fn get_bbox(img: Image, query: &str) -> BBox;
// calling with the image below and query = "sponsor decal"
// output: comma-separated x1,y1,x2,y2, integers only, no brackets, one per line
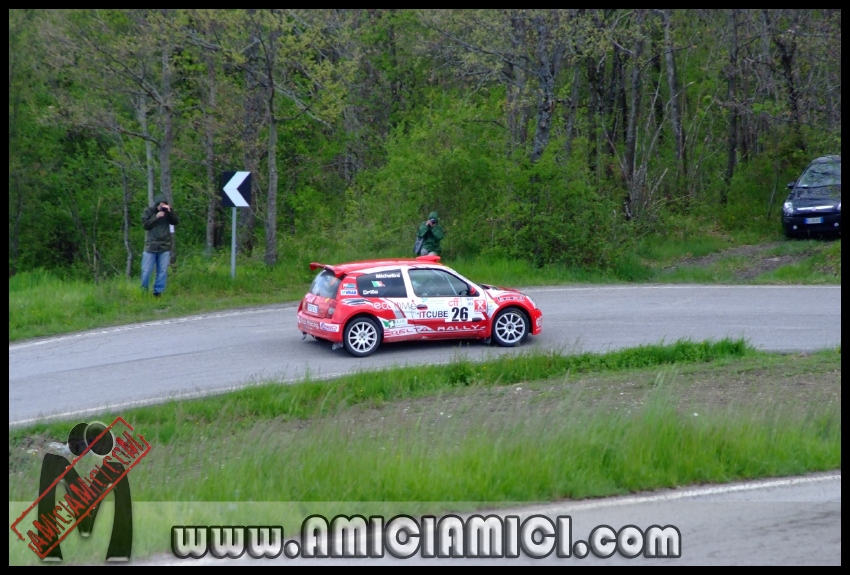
436,324,485,332
320,322,340,332
447,298,460,307
362,289,379,296
474,299,487,312
298,317,320,329
497,295,525,302
417,310,449,319
372,300,419,312
371,281,386,287
342,283,356,289
380,318,409,329
340,289,358,296
374,272,401,279
342,298,370,306
384,326,417,337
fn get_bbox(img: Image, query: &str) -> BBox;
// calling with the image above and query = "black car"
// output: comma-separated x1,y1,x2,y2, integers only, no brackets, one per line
782,155,841,238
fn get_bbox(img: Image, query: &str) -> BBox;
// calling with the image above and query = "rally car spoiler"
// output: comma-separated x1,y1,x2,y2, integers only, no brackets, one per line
309,255,441,276
309,262,339,275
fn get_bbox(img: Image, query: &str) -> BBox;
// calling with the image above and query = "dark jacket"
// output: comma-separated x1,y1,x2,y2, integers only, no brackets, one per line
417,211,444,255
142,194,179,253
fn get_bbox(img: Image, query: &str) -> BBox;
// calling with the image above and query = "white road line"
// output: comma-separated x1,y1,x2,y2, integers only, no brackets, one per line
7,370,351,428
8,306,297,351
497,473,842,518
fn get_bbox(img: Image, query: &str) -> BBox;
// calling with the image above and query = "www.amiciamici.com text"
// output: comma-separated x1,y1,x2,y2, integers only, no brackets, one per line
172,514,681,560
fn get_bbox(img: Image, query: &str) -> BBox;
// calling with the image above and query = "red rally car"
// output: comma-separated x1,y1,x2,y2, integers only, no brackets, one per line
297,255,543,357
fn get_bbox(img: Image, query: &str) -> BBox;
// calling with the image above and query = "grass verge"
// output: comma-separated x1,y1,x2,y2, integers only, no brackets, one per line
8,341,840,564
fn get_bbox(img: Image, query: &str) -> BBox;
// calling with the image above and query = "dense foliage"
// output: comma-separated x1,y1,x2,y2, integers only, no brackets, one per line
8,10,841,279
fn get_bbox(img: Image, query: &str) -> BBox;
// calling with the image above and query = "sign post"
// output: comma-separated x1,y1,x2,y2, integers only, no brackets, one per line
221,171,252,279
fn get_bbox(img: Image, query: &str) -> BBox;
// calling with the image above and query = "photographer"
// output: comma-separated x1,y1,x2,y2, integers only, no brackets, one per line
416,211,444,256
140,194,179,298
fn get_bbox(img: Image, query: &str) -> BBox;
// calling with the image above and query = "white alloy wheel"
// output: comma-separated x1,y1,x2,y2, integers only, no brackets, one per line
343,317,381,357
492,308,528,347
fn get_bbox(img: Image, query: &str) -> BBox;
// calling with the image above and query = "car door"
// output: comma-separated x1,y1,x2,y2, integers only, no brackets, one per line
407,268,486,338
354,269,418,341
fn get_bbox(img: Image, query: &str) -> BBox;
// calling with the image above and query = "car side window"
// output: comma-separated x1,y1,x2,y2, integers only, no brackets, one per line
409,269,469,297
356,270,407,298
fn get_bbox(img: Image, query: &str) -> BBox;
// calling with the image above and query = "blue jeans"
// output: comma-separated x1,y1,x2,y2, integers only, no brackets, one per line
141,251,170,295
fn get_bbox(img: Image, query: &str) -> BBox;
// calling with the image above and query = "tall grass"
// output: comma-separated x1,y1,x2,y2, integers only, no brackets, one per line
10,358,839,504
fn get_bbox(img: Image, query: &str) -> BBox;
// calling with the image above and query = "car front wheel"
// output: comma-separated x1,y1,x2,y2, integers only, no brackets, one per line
343,316,381,357
491,308,529,347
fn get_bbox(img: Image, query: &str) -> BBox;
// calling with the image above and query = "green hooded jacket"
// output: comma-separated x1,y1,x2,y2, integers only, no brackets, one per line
142,194,179,253
417,211,444,255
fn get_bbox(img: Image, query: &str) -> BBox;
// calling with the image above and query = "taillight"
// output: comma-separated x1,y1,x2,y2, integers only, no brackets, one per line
326,306,336,318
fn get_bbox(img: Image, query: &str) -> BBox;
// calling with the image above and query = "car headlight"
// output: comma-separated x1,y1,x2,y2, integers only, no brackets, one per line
783,201,794,215
838,202,841,212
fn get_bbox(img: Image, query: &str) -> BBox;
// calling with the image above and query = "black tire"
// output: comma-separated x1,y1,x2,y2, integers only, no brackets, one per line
491,308,529,347
343,316,381,357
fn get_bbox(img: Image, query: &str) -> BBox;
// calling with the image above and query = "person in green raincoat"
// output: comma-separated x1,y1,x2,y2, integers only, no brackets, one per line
417,211,444,256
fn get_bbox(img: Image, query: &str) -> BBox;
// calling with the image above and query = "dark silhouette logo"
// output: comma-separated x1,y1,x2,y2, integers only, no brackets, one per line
10,417,150,561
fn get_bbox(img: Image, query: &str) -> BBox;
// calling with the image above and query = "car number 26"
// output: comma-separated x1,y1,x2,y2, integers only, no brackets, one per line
450,307,469,321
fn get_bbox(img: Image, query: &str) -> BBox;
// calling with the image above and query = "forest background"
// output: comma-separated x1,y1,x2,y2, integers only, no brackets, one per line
8,9,841,284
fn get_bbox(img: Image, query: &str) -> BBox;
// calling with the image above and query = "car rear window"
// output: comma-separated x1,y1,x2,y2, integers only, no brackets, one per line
309,270,341,299
356,270,407,298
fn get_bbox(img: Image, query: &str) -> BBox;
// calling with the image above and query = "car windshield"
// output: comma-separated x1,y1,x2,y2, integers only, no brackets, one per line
309,270,341,298
797,161,841,189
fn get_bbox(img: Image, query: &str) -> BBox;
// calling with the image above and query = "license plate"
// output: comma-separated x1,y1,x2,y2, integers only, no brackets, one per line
307,303,319,314
805,217,824,224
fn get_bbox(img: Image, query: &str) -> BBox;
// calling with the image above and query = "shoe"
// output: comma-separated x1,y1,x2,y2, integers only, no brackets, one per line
153,293,162,298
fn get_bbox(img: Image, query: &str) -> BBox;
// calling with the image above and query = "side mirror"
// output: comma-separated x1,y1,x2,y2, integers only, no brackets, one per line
786,182,796,189
468,287,477,296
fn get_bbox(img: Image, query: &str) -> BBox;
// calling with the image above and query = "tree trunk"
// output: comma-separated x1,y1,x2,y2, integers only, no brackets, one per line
136,95,155,206
204,53,217,255
506,12,527,154
239,25,262,257
624,11,646,213
265,88,278,266
121,164,132,278
563,64,581,160
530,15,557,163
159,44,176,263
722,9,739,204
764,10,805,151
660,10,686,185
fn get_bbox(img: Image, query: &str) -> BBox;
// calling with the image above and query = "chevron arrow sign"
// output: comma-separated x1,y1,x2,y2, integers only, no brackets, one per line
221,171,251,208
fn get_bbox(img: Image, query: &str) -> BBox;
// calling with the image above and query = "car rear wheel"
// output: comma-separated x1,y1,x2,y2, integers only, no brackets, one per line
491,308,529,347
343,316,381,357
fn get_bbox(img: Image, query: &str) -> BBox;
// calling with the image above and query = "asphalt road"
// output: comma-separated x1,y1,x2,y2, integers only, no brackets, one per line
150,472,841,565
8,284,841,426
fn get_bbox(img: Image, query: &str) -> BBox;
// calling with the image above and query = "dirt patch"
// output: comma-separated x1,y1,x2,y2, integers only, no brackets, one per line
663,241,818,280
290,352,842,440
